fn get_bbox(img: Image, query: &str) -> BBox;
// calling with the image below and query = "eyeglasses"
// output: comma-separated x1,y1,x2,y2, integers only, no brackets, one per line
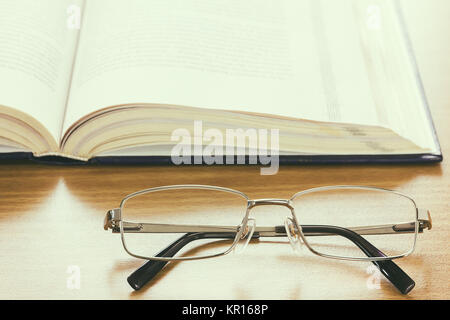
103,185,432,294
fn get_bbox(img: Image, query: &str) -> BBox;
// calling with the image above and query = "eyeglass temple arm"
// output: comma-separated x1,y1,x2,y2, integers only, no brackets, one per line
127,232,260,291
303,225,415,294
104,209,432,235
126,225,415,294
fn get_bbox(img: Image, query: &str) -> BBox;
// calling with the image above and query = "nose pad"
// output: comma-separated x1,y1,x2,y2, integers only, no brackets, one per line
285,217,303,253
233,218,256,254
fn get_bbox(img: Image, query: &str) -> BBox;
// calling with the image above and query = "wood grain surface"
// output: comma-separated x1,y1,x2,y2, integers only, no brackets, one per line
0,0,448,299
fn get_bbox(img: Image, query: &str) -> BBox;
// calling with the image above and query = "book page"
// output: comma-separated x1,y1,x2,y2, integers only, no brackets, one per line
0,0,83,145
64,0,436,153
64,0,384,136
350,0,437,151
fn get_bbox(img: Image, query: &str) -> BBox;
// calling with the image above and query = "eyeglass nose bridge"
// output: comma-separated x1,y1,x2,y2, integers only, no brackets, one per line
248,199,294,210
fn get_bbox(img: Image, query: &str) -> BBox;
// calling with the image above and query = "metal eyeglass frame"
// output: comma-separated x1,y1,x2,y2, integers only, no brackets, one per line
104,184,432,294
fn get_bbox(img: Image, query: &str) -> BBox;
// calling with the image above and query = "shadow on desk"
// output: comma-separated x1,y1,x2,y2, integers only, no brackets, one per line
116,241,426,299
1,162,440,217
0,163,60,218
60,163,443,211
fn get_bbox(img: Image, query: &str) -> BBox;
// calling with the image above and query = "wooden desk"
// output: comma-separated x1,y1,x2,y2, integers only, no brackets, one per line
0,1,448,299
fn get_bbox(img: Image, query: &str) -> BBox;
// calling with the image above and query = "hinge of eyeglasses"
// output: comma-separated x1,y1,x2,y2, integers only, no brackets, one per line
104,208,121,233
392,209,432,233
418,209,432,231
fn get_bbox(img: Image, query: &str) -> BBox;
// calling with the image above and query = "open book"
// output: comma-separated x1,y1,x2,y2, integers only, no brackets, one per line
0,0,442,164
